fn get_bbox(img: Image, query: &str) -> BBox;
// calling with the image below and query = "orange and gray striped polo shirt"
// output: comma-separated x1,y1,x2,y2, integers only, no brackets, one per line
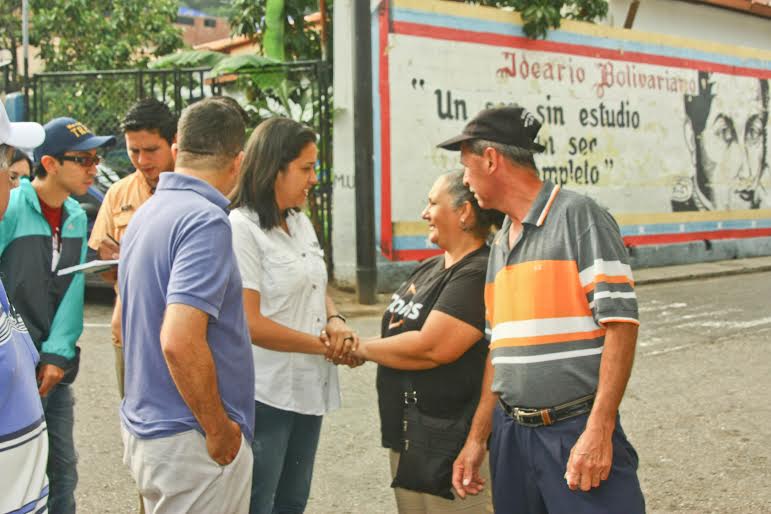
485,180,638,409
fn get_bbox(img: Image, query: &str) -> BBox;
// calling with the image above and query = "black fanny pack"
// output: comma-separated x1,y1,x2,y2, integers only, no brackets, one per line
391,385,475,500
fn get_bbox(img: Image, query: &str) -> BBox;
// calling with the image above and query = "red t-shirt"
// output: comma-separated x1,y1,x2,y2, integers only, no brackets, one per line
38,195,62,238
37,193,63,269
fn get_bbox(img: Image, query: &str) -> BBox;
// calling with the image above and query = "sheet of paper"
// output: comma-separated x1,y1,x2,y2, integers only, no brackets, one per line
57,259,119,277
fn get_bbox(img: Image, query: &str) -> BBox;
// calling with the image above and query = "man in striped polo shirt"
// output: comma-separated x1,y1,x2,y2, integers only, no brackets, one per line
440,106,645,513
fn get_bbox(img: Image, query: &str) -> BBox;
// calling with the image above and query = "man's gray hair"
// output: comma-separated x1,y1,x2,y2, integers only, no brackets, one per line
0,144,12,168
467,139,537,170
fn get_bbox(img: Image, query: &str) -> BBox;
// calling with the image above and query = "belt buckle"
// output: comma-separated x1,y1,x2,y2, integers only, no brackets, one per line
512,407,541,426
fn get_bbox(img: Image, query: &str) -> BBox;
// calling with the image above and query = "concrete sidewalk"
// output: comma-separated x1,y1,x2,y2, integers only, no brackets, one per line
633,255,771,285
331,255,771,316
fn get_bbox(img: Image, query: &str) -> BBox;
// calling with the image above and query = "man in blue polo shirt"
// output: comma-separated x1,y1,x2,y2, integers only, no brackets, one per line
118,98,254,513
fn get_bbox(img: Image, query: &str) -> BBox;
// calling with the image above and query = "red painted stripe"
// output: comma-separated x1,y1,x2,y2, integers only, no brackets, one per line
624,228,771,246
392,248,442,261
379,3,394,260
392,21,771,79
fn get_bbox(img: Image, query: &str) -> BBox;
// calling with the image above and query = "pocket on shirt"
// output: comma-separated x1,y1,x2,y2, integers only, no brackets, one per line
262,253,304,295
308,247,328,284
112,209,134,241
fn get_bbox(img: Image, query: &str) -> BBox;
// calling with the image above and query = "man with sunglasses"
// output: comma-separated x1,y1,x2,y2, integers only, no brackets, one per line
0,116,114,514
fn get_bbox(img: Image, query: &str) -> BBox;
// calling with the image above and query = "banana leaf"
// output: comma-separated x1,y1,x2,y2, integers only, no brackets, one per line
149,50,226,70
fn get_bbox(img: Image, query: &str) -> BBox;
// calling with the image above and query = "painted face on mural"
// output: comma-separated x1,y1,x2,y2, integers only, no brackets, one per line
681,73,769,211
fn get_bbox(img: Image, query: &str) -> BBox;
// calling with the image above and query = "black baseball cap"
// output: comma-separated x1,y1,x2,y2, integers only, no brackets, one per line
437,105,546,153
33,117,115,162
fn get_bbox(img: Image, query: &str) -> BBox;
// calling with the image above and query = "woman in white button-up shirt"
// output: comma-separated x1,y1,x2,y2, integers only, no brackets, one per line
229,118,359,514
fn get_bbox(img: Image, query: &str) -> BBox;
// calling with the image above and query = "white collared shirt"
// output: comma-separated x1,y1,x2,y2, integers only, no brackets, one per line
230,207,340,415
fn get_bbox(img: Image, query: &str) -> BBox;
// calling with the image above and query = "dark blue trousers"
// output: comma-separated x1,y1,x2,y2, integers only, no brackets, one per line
249,400,323,514
490,405,645,514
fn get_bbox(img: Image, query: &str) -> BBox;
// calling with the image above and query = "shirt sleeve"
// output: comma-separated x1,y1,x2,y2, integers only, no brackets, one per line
88,187,116,251
576,207,639,326
230,212,263,293
166,213,234,320
432,265,487,333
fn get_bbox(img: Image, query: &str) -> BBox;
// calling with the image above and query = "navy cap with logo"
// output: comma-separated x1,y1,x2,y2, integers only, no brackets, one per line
33,117,116,162
437,105,546,153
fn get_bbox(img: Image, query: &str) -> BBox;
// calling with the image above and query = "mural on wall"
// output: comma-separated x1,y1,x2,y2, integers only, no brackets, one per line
373,0,771,261
674,72,769,212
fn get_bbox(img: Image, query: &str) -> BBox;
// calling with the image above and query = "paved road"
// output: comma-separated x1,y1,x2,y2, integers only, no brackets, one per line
74,272,771,513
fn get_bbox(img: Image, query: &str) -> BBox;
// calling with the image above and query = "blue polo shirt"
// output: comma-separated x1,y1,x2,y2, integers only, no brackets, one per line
118,172,255,442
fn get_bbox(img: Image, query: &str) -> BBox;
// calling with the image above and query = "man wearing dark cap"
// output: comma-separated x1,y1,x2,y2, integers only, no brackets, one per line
439,106,645,513
0,116,114,514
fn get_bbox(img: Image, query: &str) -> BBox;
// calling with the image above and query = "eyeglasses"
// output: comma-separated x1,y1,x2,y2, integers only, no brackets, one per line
60,155,101,167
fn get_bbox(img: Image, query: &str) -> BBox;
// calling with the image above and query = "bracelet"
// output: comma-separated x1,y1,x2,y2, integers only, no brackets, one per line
327,313,347,323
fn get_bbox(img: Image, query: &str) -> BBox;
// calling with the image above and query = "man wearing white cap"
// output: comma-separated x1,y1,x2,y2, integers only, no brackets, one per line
0,102,49,514
0,114,115,514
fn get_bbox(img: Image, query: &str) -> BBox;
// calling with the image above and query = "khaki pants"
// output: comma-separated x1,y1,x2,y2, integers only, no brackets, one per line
122,427,252,514
389,450,494,514
113,296,146,514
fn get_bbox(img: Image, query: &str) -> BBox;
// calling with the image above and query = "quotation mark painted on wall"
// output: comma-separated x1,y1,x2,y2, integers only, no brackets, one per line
411,78,425,89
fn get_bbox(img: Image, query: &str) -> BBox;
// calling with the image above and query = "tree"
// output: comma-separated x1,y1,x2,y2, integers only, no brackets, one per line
466,0,608,38
226,0,606,62
30,0,183,71
229,0,329,61
0,3,22,90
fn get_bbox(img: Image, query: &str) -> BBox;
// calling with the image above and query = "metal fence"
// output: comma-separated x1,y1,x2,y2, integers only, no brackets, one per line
28,67,211,138
26,61,335,272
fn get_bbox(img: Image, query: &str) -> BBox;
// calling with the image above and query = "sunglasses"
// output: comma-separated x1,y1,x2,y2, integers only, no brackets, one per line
60,155,101,167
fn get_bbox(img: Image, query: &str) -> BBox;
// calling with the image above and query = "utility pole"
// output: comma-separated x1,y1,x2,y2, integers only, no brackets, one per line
22,0,30,119
319,0,328,62
352,0,377,304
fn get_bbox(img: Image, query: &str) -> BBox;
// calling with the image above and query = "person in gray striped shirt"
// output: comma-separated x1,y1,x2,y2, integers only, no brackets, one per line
438,106,645,514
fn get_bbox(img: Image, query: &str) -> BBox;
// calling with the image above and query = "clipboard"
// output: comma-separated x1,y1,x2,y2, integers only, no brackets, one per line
57,259,119,276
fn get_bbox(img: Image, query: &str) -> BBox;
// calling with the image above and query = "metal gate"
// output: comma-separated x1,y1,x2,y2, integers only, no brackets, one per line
27,61,334,272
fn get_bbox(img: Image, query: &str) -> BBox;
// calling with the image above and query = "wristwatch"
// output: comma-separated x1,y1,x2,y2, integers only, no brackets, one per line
327,313,347,323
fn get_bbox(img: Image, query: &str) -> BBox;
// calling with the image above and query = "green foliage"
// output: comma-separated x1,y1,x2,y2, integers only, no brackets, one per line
229,0,329,61
469,0,608,38
150,50,227,69
211,54,280,75
0,3,22,89
29,0,183,71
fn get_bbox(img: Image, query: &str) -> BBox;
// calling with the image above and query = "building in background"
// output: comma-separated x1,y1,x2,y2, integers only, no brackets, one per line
176,6,231,47
332,0,771,290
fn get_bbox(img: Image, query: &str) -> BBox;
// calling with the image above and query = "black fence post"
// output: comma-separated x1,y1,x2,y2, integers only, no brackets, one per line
352,0,378,304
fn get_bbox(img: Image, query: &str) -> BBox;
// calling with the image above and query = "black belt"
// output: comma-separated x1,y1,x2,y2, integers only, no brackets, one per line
498,394,595,427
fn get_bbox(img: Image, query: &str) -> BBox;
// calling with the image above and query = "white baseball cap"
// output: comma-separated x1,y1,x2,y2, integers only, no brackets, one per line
0,101,45,149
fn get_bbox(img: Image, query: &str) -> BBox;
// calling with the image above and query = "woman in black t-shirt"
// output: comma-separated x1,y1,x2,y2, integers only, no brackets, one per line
353,170,501,513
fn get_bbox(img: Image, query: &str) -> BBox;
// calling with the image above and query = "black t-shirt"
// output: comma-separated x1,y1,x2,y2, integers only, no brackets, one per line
376,245,490,449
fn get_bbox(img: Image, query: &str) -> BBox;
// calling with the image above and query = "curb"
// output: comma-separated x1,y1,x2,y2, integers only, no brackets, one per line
634,259,771,286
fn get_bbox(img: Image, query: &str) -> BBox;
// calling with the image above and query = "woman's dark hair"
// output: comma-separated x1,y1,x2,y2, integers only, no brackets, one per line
443,169,503,239
121,98,177,145
230,117,317,230
11,149,33,175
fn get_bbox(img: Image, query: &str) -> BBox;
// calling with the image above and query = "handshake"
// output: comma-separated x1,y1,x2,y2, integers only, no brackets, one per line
319,319,366,368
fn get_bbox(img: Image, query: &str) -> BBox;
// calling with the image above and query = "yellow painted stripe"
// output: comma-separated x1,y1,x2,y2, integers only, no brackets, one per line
394,221,428,237
393,0,771,61
615,209,771,225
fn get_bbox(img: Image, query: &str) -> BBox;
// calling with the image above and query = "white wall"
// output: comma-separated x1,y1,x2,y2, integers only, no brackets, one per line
605,0,771,51
331,0,771,286
331,0,358,286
